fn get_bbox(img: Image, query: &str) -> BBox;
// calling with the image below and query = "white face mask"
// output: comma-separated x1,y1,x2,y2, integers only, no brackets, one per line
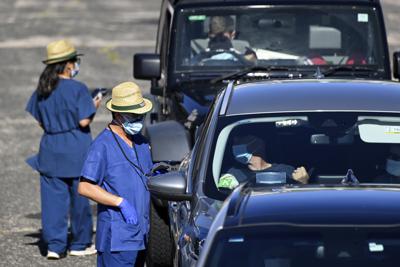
119,114,144,135
232,144,252,164
70,62,80,78
386,158,400,177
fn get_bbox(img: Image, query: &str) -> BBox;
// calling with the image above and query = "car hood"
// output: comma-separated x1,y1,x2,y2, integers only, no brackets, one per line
177,80,225,116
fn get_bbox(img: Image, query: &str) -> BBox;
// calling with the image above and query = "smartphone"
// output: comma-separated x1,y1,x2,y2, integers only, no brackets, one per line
92,88,109,99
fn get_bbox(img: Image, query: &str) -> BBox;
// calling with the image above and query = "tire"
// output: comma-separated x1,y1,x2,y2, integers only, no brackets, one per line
146,201,173,267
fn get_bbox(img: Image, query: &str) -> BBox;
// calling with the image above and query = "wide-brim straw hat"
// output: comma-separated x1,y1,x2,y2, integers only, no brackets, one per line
106,81,153,114
43,39,83,64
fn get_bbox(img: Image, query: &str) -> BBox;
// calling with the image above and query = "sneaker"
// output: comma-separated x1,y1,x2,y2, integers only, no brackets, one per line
47,251,61,260
69,245,97,256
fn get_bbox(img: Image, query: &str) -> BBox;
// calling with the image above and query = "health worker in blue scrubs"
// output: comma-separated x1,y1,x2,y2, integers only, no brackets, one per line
26,39,101,259
78,81,153,267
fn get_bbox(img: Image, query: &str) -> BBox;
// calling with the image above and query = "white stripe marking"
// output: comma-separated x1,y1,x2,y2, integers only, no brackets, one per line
0,36,155,48
5,114,111,125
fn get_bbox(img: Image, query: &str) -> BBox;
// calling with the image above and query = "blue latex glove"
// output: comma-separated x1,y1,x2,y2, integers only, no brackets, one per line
118,199,138,224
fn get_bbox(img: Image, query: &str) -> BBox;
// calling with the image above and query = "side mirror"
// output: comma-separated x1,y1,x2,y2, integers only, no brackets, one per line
148,171,192,201
394,51,400,80
133,53,161,80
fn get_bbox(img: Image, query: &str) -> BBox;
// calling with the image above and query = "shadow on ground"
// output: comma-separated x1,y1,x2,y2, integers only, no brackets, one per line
24,230,47,257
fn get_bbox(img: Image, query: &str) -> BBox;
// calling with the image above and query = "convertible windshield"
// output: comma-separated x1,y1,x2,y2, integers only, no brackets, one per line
174,5,385,71
207,113,400,193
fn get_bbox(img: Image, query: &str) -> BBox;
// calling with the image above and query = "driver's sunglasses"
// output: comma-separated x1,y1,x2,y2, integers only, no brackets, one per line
122,113,145,122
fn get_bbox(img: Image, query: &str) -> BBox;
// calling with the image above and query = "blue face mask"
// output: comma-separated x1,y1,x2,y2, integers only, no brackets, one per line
232,144,252,164
71,62,80,78
120,114,144,135
386,158,400,176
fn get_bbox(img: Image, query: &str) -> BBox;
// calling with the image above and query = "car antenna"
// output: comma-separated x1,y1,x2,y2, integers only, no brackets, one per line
341,169,359,185
313,66,325,79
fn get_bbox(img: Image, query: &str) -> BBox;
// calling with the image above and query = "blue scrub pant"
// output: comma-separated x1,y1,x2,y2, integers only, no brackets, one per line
40,175,93,253
97,250,138,267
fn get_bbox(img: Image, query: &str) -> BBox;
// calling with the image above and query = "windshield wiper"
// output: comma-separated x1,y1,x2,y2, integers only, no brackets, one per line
210,66,293,84
322,65,377,78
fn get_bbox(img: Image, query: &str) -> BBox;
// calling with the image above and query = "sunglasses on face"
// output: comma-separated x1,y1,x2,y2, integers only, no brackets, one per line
71,57,81,64
121,113,145,122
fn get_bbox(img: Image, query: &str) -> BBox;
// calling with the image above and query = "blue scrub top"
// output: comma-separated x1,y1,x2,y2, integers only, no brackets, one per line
80,129,153,252
26,79,96,178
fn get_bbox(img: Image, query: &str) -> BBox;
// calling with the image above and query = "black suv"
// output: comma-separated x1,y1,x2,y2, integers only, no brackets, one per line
149,79,400,266
135,0,400,141
197,184,400,267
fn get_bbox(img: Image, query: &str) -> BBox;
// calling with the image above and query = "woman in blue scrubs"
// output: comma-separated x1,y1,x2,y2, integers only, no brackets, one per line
26,39,101,259
78,81,153,267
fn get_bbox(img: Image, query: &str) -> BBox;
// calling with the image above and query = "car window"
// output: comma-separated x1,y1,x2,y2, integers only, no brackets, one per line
174,5,385,71
205,229,400,267
191,94,217,186
205,113,400,195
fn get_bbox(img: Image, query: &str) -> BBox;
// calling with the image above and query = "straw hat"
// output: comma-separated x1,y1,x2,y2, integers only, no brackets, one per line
106,81,153,114
43,39,83,64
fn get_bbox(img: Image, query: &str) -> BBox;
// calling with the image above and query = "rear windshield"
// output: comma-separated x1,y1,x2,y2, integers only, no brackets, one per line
204,228,400,267
174,5,385,71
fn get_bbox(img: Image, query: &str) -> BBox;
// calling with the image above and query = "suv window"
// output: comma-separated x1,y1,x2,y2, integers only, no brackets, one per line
174,5,385,71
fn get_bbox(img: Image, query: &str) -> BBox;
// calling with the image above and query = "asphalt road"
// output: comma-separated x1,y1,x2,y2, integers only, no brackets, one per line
0,0,399,266
0,0,158,266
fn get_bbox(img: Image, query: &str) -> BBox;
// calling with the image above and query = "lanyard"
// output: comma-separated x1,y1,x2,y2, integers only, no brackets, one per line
108,124,149,190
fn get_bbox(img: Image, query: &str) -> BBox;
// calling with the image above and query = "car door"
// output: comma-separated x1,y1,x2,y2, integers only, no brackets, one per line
153,0,173,94
175,100,219,266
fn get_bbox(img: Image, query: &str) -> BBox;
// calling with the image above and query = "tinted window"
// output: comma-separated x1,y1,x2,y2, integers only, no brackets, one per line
174,5,385,71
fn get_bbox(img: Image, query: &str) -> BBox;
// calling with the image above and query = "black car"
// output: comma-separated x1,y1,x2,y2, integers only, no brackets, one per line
149,79,400,266
197,184,400,267
136,0,400,265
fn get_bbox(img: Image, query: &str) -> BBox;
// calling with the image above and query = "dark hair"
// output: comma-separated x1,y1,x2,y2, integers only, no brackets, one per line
112,112,118,120
36,57,77,98
234,135,266,158
209,16,235,36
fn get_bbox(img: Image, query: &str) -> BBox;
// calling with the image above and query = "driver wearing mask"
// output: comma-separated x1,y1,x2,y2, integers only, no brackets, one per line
207,16,236,51
218,135,309,189
193,16,240,64
78,81,154,267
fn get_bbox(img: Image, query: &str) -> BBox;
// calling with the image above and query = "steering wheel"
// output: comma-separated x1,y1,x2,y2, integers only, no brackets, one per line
195,49,249,66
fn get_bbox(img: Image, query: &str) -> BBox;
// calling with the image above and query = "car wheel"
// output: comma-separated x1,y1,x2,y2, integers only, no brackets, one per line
146,201,173,267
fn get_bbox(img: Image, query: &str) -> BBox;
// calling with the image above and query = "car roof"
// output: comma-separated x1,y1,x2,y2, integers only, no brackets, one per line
174,0,379,7
223,79,400,116
224,185,400,228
